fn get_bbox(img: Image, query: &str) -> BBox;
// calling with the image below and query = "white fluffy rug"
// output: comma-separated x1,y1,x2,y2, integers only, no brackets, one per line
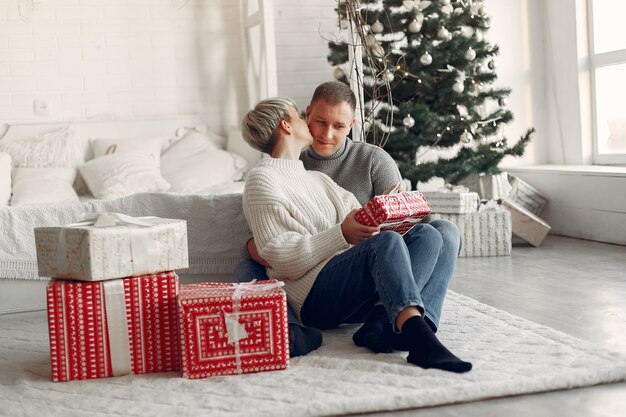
1,291,625,417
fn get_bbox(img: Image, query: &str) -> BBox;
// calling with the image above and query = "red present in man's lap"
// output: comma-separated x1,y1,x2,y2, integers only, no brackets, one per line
355,191,431,235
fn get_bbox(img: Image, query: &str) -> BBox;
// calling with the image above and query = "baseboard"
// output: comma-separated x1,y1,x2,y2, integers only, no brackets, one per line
0,279,48,315
0,273,234,316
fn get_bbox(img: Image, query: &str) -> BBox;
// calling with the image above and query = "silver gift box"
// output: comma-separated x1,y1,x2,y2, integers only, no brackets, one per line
429,208,511,257
508,175,548,216
35,215,189,281
421,191,480,214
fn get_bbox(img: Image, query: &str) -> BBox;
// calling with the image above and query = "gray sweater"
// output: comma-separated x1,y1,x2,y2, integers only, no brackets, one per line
300,139,402,206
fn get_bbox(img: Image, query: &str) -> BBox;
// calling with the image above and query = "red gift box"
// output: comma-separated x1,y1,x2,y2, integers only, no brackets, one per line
46,271,180,382
178,280,289,379
355,191,431,234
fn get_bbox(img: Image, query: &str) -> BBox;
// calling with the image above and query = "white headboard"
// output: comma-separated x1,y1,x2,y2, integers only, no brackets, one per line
0,116,205,160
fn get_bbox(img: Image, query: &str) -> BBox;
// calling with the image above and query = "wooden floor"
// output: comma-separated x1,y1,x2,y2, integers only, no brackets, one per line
361,235,626,417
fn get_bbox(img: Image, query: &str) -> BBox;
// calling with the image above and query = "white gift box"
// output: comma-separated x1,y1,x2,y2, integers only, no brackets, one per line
502,198,551,247
35,213,189,281
421,191,480,214
457,172,512,200
429,204,511,257
508,176,548,216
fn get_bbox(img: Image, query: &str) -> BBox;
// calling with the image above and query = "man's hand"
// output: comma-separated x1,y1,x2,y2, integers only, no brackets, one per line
341,209,380,245
246,238,271,267
383,181,407,195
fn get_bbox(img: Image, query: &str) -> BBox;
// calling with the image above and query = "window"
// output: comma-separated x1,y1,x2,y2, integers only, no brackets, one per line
588,0,626,164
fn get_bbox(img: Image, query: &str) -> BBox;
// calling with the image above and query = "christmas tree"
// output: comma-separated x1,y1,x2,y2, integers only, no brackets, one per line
328,0,534,188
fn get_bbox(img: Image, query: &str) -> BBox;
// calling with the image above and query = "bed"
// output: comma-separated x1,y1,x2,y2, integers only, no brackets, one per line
0,117,260,314
0,0,277,314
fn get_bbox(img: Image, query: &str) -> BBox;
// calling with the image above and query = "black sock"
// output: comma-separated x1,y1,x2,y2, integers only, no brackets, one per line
402,316,472,373
289,323,323,357
352,304,393,353
385,316,435,351
424,316,437,333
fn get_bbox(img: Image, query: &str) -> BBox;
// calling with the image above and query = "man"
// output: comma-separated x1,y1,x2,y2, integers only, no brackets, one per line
236,82,404,357
240,96,471,373
300,81,403,206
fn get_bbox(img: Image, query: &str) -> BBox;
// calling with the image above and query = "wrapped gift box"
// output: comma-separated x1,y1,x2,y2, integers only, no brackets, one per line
35,213,189,281
508,176,548,216
355,191,431,235
421,191,480,214
502,198,551,247
429,204,511,257
457,173,512,200
178,280,289,379
47,271,180,382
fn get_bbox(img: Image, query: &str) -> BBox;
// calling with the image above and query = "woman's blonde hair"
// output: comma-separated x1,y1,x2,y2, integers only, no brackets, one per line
241,97,297,154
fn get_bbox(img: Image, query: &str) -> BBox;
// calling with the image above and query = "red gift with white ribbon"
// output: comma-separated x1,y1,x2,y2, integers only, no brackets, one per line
177,280,289,379
355,191,431,235
46,271,180,382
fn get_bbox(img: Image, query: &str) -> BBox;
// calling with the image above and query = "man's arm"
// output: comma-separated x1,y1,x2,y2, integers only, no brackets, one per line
372,147,403,196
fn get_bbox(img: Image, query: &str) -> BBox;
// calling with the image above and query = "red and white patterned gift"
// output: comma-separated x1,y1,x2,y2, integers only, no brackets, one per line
355,191,431,234
178,280,289,379
46,271,180,382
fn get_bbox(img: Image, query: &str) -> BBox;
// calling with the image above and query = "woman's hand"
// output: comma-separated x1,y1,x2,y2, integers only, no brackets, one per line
341,209,380,245
247,238,271,267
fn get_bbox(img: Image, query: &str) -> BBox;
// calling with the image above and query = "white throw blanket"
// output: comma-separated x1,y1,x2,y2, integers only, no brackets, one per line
0,187,250,279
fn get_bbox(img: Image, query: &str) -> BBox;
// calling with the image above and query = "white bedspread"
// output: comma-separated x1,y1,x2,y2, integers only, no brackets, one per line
0,182,250,280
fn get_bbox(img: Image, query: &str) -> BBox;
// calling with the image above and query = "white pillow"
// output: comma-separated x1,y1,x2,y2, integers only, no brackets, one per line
0,153,11,207
161,129,219,166
226,128,263,174
90,137,165,166
161,146,247,193
10,167,79,207
0,126,84,168
168,125,224,149
79,152,170,200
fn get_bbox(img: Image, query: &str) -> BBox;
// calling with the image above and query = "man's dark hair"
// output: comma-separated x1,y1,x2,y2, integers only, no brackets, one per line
310,81,356,112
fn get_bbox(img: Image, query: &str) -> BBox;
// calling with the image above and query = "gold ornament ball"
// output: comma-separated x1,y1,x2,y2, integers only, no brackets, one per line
408,19,422,33
460,130,473,143
437,27,450,40
371,20,384,34
465,47,476,61
420,52,433,65
334,67,345,80
403,115,416,128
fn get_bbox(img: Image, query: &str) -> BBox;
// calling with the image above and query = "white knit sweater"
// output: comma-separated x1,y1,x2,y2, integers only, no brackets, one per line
242,157,360,319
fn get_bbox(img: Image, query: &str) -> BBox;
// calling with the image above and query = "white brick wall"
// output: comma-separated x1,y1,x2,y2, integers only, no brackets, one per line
0,0,536,153
273,0,339,111
0,0,248,136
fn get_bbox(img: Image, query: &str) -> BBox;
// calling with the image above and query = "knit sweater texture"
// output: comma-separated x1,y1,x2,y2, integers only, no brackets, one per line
300,139,402,206
243,157,360,319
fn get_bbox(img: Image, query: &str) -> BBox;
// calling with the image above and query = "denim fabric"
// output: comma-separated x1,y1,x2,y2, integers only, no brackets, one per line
300,220,460,332
234,257,268,283
233,257,301,325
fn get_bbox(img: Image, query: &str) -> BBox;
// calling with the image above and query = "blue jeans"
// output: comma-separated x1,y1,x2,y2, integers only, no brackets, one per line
234,256,302,325
300,220,461,332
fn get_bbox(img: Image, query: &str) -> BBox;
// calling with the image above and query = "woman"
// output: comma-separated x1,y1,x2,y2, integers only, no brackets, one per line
241,97,471,373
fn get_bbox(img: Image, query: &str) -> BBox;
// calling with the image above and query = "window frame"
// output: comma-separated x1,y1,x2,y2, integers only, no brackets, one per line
587,0,626,165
